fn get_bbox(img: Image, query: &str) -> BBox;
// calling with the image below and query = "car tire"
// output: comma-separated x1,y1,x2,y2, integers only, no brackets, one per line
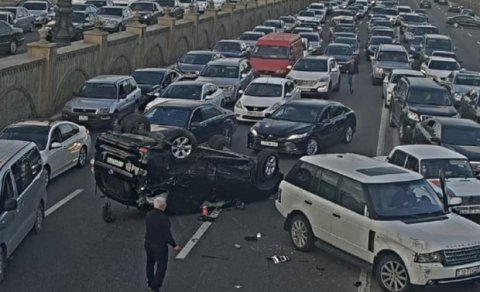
8,40,17,55
170,132,197,162
120,113,151,134
207,135,230,150
333,76,341,92
375,254,412,292
0,246,5,283
342,125,354,144
117,24,124,32
256,149,279,181
388,109,396,128
32,202,44,234
399,122,409,143
29,22,34,32
305,137,319,155
289,214,315,252
76,146,87,168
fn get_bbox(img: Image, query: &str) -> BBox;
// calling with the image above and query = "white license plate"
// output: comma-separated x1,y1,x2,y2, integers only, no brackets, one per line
456,265,480,277
106,157,124,168
459,209,480,214
260,141,278,147
247,111,264,117
79,115,88,121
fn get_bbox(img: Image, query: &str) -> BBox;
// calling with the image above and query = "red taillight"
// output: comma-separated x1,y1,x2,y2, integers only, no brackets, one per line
138,147,149,154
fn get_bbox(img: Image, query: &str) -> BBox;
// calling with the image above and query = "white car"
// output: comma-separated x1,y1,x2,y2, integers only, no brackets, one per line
383,69,424,107
420,56,461,81
252,25,277,34
276,153,480,292
0,120,91,184
383,144,480,215
234,77,300,122
296,10,317,23
145,81,224,111
287,56,341,98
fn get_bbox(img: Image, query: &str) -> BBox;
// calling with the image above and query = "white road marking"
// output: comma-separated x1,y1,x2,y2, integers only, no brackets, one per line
376,106,389,156
176,208,222,259
357,269,371,292
477,41,480,46
45,189,83,217
468,32,472,37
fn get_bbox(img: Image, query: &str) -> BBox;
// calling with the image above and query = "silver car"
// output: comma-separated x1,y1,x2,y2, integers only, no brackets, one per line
22,1,54,26
299,32,322,54
371,44,412,85
97,6,134,32
239,31,265,49
442,70,480,101
0,120,92,184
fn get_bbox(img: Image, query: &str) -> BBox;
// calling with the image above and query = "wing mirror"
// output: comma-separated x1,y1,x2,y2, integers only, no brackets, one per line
0,198,17,212
448,197,462,207
287,65,292,70
241,73,248,78
237,89,244,95
430,136,441,144
51,142,62,149
285,92,292,97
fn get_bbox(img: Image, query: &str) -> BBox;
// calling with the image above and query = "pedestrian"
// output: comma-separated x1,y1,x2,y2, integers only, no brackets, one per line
345,56,359,94
145,196,182,292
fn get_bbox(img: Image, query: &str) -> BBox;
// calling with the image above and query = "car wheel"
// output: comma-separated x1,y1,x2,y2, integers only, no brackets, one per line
120,113,151,133
76,146,87,168
342,125,354,144
0,246,5,283
207,134,230,150
388,109,396,128
305,137,319,155
117,24,124,32
256,149,279,181
29,22,34,32
32,202,44,234
170,132,197,162
375,254,412,292
399,122,409,143
8,40,17,55
289,214,315,252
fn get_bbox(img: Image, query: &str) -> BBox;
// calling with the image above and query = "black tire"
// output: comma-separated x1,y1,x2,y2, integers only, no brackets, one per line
0,246,5,283
256,149,279,182
102,203,115,223
342,125,354,144
8,40,17,55
117,24,124,32
207,135,230,150
399,122,410,143
169,132,197,162
388,109,396,128
76,146,87,168
333,76,341,92
305,137,319,155
375,254,412,292
32,202,44,234
121,113,151,134
289,214,315,252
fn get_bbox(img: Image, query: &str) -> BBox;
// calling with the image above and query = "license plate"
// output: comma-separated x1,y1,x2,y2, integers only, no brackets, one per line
260,141,278,147
247,111,264,117
79,115,88,121
106,157,124,168
459,209,480,214
456,265,480,277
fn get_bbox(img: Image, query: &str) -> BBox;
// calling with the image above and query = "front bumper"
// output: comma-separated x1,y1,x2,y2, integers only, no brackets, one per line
254,70,289,78
62,111,114,128
408,260,480,285
247,133,307,155
453,204,480,215
234,107,270,122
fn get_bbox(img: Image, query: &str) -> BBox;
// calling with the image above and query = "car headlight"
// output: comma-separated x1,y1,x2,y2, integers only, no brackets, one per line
99,108,110,114
407,110,420,121
414,252,443,263
142,15,149,19
375,67,384,74
63,105,73,112
250,128,258,136
410,46,416,51
235,100,243,109
287,132,309,140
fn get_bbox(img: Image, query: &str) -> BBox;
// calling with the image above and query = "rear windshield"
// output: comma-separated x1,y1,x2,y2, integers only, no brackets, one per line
23,2,47,10
402,15,427,23
214,42,241,52
244,83,283,97
455,74,480,86
373,30,395,38
239,33,263,41
407,88,452,106
426,38,453,50
370,37,393,45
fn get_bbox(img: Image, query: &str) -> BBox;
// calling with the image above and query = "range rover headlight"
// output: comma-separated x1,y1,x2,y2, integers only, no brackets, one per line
287,132,309,140
414,252,443,263
407,110,420,121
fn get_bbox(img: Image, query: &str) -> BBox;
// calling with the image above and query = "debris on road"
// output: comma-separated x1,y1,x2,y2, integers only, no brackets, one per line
244,236,257,241
201,255,230,261
354,281,362,287
234,243,242,249
267,255,290,264
234,285,242,289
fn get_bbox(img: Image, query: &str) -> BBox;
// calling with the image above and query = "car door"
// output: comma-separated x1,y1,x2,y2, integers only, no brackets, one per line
188,107,209,143
284,81,300,100
58,123,81,168
0,21,12,50
201,104,225,136
0,171,19,254
315,106,335,146
45,126,67,178
329,105,349,142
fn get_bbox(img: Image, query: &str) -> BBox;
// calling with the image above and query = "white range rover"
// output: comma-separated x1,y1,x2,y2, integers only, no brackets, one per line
276,153,480,292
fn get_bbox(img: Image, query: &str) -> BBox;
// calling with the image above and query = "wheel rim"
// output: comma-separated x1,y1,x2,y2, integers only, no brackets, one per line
171,136,192,159
306,139,318,155
345,127,353,142
10,41,16,53
291,220,308,248
45,170,50,185
78,148,86,166
264,156,277,177
380,261,408,292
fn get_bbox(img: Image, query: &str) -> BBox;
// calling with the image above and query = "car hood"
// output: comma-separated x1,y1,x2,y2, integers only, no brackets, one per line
255,119,315,136
146,97,187,110
176,63,204,74
288,70,329,80
196,76,238,86
453,84,480,94
66,97,116,109
409,104,457,116
431,178,480,197
443,144,480,161
375,61,411,69
98,15,122,21
240,95,283,107
242,40,257,47
250,57,289,71
426,69,452,78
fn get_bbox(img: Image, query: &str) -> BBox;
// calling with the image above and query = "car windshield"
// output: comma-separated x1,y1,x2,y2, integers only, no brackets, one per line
244,83,283,97
407,88,451,105
72,4,87,11
280,16,295,23
421,159,474,179
86,1,106,7
376,51,408,62
391,73,422,83
99,8,122,16
455,74,480,86
373,30,395,38
335,38,357,48
145,107,190,127
398,7,412,13
428,60,459,70
426,38,453,50
402,15,427,23
78,83,117,99
298,11,315,17
271,104,319,123
132,71,164,85
442,127,480,146
300,33,320,42
253,45,288,59
380,8,399,16
293,59,328,72
326,45,352,55
0,126,49,151
253,27,274,34
239,33,262,41
294,28,313,33
370,37,393,45
214,42,241,52
414,26,438,35
368,180,445,220
162,84,203,100
129,3,153,11
179,0,192,2
200,65,239,78
264,21,281,28
23,2,46,10
71,12,86,23
179,53,212,65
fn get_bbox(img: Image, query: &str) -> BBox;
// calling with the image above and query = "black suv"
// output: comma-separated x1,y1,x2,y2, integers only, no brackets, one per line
389,77,459,142
420,0,432,8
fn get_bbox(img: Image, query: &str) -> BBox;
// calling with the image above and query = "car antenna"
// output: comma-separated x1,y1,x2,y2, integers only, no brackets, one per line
439,169,449,212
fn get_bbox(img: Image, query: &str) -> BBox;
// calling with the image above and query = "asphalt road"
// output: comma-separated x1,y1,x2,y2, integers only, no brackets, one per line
1,0,480,291
0,27,38,58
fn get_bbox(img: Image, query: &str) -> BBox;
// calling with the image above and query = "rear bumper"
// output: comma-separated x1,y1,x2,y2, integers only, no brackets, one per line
62,111,114,128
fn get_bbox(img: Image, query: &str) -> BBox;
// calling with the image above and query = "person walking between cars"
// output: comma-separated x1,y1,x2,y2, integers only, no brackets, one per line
145,196,182,292
345,57,359,94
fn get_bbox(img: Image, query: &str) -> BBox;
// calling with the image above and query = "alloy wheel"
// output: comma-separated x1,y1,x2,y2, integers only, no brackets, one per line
291,220,308,248
264,155,278,177
344,127,353,143
171,136,193,159
306,138,318,155
380,260,408,292
78,147,87,167
9,41,17,54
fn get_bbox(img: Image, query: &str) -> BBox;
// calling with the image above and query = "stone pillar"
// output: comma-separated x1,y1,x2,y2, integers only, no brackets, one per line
185,7,199,49
158,12,176,64
126,12,147,69
83,20,108,74
205,0,218,46
27,27,57,117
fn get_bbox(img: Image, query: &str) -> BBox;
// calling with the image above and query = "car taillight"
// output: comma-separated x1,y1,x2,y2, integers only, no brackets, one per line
138,147,149,154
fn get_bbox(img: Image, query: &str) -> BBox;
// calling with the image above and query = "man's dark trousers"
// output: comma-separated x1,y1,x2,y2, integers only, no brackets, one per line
145,241,169,291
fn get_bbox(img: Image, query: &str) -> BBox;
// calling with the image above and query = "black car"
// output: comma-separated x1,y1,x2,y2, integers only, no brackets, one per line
131,68,181,107
461,9,475,17
324,43,356,70
128,1,164,25
446,15,480,27
0,20,24,55
143,100,237,145
411,117,480,172
93,124,282,217
419,0,432,8
389,77,459,143
447,3,462,13
248,99,356,155
155,0,184,19
458,89,480,123
366,36,394,60
46,11,96,41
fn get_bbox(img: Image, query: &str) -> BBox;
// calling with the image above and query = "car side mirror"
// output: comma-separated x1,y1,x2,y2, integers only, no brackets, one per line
287,65,292,70
448,197,462,207
241,73,248,78
285,92,292,97
430,136,441,144
51,142,62,149
370,56,375,60
0,198,17,212
237,89,244,95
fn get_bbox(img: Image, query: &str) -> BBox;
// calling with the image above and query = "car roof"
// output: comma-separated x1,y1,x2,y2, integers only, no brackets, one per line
100,6,122,9
0,140,31,169
168,80,206,86
378,44,406,51
251,77,289,85
152,99,205,109
242,31,264,35
208,58,242,65
299,32,319,36
301,153,422,183
425,34,450,39
301,55,330,61
5,120,58,128
186,50,217,55
254,25,276,29
216,39,243,44
371,35,393,39
391,69,424,76
429,56,457,62
87,75,130,83
328,42,351,48
393,145,467,160
286,98,342,108
433,117,480,128
134,68,171,73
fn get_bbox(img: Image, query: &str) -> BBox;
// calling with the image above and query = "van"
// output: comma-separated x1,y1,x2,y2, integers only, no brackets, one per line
250,33,303,77
0,140,47,282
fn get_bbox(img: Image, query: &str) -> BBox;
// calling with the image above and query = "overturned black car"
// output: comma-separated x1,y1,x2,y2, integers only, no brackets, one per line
93,114,283,220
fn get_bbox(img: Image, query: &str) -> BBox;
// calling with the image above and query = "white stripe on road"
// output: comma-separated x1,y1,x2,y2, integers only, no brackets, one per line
357,268,371,292
376,107,389,156
45,189,83,217
468,32,473,37
477,41,480,46
176,208,222,260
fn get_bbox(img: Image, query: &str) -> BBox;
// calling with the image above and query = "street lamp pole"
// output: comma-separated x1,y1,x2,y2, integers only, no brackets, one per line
53,0,74,46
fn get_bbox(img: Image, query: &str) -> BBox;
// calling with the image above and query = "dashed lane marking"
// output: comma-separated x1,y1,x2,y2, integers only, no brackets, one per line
45,189,84,217
468,32,473,37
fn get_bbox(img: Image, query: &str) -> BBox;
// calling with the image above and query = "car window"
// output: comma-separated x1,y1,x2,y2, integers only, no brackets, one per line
431,121,441,137
0,22,10,34
11,153,33,195
339,177,367,215
58,124,76,141
190,108,204,123
321,107,332,121
284,82,294,94
0,172,15,210
25,147,42,178
313,169,339,202
128,78,137,92
390,150,407,167
50,127,62,144
405,155,419,172
285,161,318,192
17,8,24,17
332,106,345,117
201,105,222,120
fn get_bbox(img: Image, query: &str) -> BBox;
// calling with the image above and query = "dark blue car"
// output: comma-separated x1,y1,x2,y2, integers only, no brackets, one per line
213,40,250,58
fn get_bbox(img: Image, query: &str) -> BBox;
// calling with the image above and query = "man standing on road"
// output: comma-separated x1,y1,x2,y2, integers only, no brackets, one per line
145,196,182,292
345,56,359,94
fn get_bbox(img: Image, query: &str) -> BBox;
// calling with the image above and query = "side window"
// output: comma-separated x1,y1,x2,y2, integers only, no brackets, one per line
314,169,340,202
320,107,332,121
25,148,42,178
11,155,31,195
123,81,132,94
58,124,75,141
201,105,222,120
17,8,24,18
284,82,294,94
390,150,407,167
332,106,345,117
0,22,10,34
0,173,15,209
405,155,419,172
128,78,137,91
190,108,204,123
329,60,334,70
431,122,441,137
50,127,62,144
339,177,367,215
285,161,318,192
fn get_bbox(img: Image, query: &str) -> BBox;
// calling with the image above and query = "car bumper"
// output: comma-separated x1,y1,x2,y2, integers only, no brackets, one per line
296,84,329,94
372,69,391,80
247,134,307,155
62,111,114,128
234,108,270,122
409,261,480,285
275,200,288,219
453,204,480,215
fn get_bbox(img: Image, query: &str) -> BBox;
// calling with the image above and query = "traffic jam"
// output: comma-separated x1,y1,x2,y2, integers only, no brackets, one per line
1,0,480,291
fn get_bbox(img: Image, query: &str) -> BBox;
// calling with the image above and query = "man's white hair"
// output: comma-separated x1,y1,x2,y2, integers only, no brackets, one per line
153,196,167,208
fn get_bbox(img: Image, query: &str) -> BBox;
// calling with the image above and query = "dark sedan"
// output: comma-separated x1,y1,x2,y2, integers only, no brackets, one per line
366,36,394,60
212,40,250,58
131,68,182,108
459,90,480,123
419,0,432,8
448,3,462,13
247,99,356,155
324,43,356,70
175,50,224,79
128,1,164,25
0,20,24,54
446,15,480,27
